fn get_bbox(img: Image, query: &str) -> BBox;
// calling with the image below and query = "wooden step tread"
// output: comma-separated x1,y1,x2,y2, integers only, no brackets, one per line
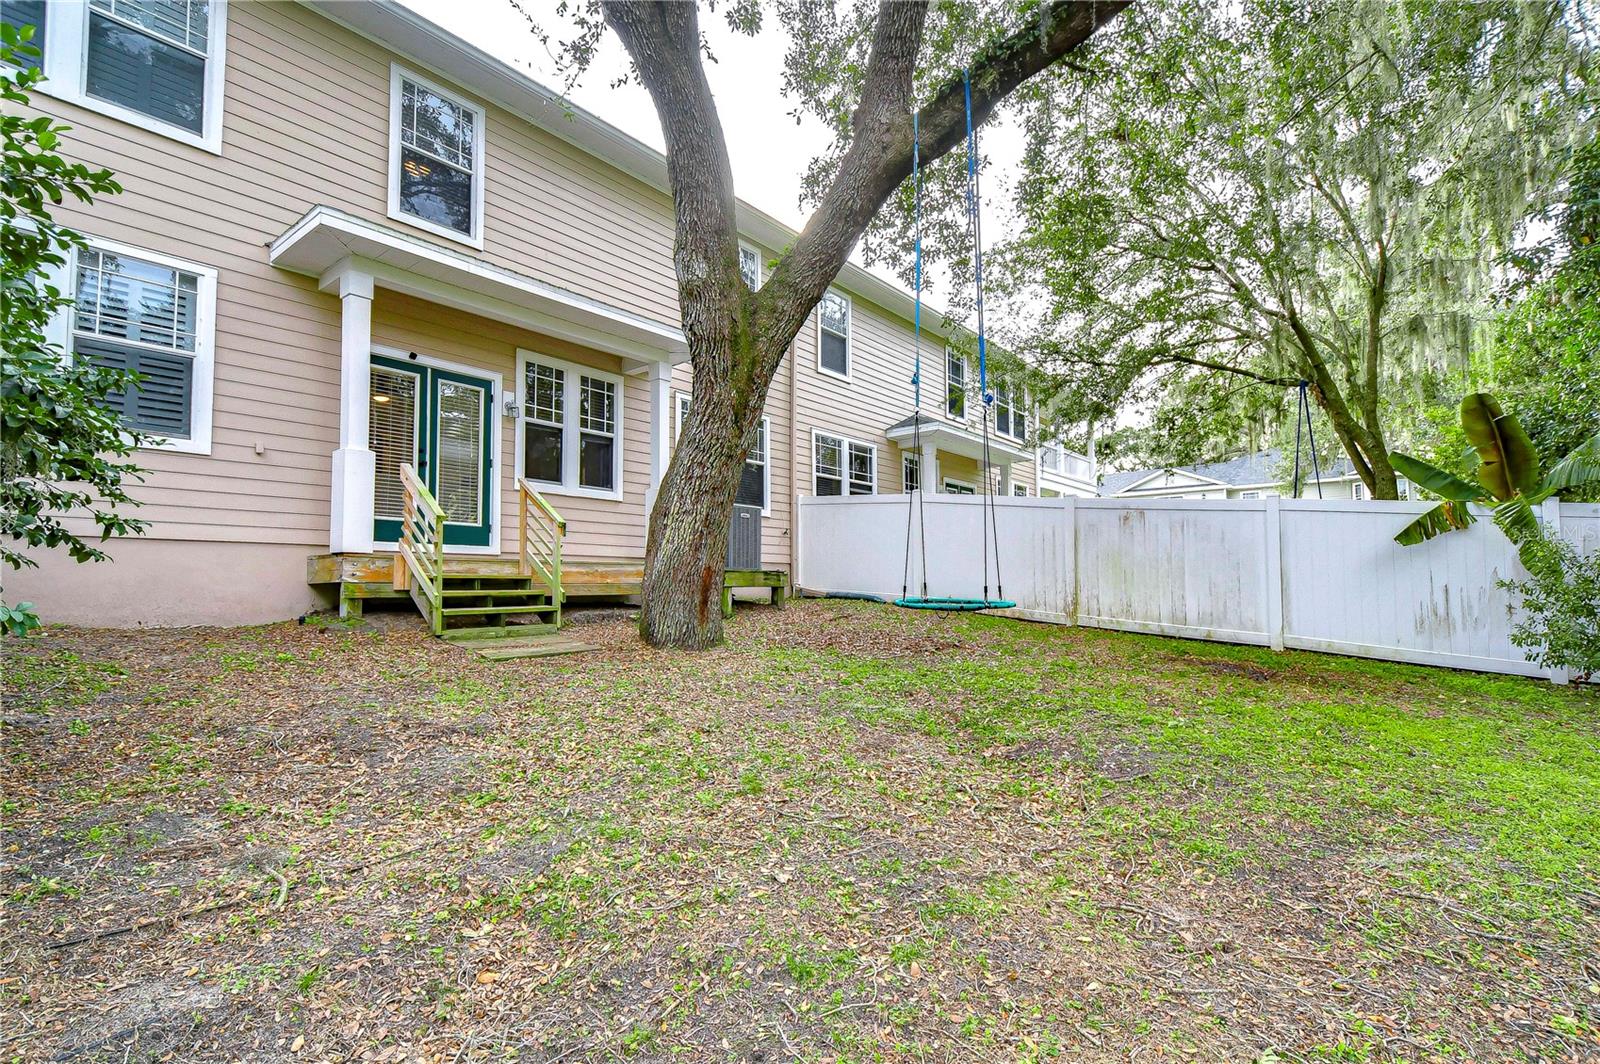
442,623,560,642
469,637,598,660
441,603,559,617
439,587,544,598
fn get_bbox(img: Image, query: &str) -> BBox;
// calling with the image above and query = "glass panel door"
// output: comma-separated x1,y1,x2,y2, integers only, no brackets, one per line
432,372,491,545
370,357,494,549
371,360,422,545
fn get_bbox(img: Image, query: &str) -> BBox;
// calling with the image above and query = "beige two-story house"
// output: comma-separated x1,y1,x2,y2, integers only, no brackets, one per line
9,0,1068,630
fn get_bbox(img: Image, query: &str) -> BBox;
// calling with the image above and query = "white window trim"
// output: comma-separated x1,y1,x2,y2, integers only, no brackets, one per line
815,290,851,382
52,235,217,456
1012,484,1028,497
368,344,504,557
943,478,976,495
673,390,771,516
387,63,487,250
992,381,1026,442
514,350,624,501
945,346,968,422
35,0,228,154
738,242,763,290
810,428,876,496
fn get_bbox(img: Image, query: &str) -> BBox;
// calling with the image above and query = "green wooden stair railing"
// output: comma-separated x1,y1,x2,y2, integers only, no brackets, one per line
518,478,566,628
395,462,446,635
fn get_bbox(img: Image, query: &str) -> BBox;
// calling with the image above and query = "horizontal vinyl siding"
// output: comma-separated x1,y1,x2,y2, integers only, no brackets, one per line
23,0,1029,569
21,0,690,554
372,294,653,564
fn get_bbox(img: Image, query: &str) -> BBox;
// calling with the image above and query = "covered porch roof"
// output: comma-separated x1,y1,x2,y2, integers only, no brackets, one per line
884,413,1032,465
270,206,689,366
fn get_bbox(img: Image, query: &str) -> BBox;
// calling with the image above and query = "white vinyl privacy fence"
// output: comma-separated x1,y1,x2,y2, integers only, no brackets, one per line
796,494,1600,682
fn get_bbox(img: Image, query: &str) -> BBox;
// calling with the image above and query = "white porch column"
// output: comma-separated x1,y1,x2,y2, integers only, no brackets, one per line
325,265,375,554
998,463,1012,496
921,441,939,493
645,360,673,516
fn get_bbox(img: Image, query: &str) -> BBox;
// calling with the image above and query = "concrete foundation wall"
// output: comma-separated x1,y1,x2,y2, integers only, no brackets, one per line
6,541,329,629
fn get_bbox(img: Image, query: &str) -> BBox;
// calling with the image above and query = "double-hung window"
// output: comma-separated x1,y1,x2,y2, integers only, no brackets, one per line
17,0,227,151
389,66,485,246
738,245,762,290
994,381,1026,439
67,241,217,453
902,453,920,494
517,353,622,498
946,348,966,419
818,291,850,378
675,392,769,512
814,433,874,496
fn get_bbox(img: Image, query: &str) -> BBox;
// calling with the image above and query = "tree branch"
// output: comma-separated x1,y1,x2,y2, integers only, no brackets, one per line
757,0,1129,368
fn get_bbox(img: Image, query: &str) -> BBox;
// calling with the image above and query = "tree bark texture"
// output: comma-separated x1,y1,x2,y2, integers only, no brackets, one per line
604,0,1127,648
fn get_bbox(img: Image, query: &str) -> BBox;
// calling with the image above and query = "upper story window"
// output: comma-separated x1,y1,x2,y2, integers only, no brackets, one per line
993,381,1026,439
13,0,228,152
517,352,621,498
738,245,761,290
945,347,966,419
67,241,217,454
818,291,850,379
814,432,874,496
389,66,485,247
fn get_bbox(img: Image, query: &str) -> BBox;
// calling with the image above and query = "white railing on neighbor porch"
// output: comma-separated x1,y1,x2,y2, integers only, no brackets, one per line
795,494,1600,682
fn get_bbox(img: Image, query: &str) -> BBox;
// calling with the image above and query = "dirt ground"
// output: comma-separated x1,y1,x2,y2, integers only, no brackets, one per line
3,600,1598,1062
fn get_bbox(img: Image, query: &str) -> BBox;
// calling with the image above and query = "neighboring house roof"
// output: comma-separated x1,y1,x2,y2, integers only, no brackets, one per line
1099,448,1358,496
302,0,952,338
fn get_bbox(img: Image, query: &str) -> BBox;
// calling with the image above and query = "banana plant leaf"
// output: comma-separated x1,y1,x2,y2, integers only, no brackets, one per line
1389,453,1487,502
1459,392,1540,500
1393,500,1477,546
1492,494,1541,556
1542,433,1600,494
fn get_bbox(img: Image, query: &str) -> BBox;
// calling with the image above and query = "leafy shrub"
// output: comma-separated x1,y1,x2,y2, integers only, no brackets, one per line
1501,537,1600,683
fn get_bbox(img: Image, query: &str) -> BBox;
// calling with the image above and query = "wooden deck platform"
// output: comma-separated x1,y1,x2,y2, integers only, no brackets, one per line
307,553,787,619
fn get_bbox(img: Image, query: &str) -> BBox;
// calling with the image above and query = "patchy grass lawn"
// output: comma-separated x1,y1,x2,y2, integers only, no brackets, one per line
3,600,1598,1063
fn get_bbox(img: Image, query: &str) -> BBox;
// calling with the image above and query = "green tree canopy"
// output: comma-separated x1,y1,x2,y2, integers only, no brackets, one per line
994,0,1594,495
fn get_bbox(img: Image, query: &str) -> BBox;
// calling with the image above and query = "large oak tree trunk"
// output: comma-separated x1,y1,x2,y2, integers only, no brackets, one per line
605,0,1127,647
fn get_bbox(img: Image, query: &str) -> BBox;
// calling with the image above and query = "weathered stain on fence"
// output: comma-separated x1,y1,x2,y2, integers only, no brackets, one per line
797,494,1599,682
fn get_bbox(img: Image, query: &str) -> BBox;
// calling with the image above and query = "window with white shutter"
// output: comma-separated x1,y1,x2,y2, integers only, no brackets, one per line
21,0,227,151
70,243,216,452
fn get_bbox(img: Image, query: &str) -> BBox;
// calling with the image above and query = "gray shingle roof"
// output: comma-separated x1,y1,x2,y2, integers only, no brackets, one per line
1099,448,1356,495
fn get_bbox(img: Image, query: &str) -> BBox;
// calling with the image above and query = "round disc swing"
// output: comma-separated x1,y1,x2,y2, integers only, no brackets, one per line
895,70,1015,613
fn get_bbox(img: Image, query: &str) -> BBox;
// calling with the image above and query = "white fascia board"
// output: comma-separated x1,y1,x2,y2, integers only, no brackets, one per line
270,206,688,364
884,419,1032,464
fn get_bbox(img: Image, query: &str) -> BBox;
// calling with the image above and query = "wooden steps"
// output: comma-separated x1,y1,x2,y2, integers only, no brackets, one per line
448,631,598,660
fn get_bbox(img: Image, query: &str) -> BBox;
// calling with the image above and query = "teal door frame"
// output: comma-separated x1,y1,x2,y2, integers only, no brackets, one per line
372,354,495,549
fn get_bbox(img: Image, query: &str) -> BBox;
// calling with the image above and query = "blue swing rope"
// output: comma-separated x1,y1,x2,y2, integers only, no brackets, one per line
895,69,1013,613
